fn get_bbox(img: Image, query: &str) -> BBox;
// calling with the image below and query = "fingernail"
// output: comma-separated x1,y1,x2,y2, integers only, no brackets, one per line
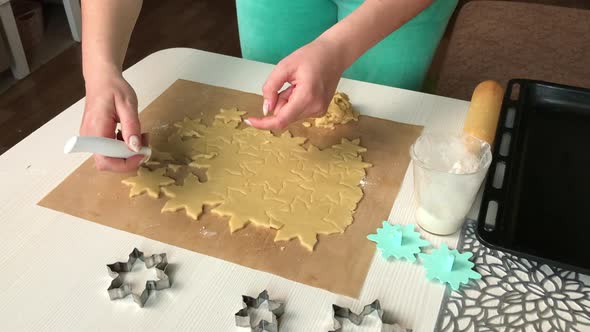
129,135,141,153
263,100,269,116
244,119,252,126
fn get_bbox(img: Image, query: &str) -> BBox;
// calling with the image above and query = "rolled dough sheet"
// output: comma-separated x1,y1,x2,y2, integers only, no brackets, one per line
39,80,422,298
123,110,372,251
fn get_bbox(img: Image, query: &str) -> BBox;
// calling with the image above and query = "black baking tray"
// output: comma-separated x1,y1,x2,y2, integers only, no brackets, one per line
476,79,590,274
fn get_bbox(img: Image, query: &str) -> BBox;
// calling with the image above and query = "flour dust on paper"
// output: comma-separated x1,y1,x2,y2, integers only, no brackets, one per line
121,104,371,251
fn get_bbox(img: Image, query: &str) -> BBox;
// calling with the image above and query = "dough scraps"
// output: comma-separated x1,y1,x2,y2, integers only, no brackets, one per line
122,167,175,198
312,92,360,129
122,107,371,251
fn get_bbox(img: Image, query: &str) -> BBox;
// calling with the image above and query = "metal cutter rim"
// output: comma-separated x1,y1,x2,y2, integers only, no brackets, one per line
106,248,171,308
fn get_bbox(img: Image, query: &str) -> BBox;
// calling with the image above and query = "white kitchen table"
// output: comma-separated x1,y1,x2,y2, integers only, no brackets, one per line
0,48,476,331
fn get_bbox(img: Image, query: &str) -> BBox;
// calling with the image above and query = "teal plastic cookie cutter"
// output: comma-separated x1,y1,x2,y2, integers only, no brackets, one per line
419,243,481,290
367,221,431,263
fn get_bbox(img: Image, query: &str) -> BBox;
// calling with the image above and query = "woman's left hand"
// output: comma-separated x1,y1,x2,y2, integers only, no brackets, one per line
245,38,346,130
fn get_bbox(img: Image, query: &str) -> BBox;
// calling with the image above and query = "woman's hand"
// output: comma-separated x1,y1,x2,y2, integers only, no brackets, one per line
246,38,346,130
245,0,433,132
80,69,144,172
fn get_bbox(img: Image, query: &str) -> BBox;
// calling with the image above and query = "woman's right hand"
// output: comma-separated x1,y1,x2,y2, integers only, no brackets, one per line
80,69,144,172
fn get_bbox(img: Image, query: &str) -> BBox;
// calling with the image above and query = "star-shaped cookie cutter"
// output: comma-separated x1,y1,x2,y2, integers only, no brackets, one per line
106,248,171,308
235,290,285,332
419,243,481,290
367,222,431,263
331,300,412,332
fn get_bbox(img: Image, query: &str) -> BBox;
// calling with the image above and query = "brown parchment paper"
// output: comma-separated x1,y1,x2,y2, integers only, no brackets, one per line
39,80,422,298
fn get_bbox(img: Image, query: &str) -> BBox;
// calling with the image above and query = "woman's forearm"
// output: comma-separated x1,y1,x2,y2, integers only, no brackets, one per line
318,0,433,71
81,0,143,81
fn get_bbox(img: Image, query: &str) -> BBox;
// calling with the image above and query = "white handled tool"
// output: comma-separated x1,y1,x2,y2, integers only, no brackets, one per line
64,136,151,159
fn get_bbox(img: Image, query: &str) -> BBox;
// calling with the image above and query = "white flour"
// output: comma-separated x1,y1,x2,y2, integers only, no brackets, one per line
412,134,491,235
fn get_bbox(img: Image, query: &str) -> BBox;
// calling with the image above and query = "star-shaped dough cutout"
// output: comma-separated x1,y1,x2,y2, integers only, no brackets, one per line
191,139,227,157
339,186,364,209
156,134,202,162
122,167,175,198
340,200,359,213
328,160,366,179
332,138,367,157
161,174,224,219
215,107,246,123
333,158,372,174
260,131,307,159
201,175,246,199
269,199,338,251
211,185,287,232
300,172,348,204
275,181,314,208
236,143,264,160
189,152,244,178
233,127,274,147
323,204,354,232
245,157,301,194
300,145,345,174
213,118,240,128
174,117,206,138
290,160,317,181
197,121,239,144
238,157,265,176
339,169,366,187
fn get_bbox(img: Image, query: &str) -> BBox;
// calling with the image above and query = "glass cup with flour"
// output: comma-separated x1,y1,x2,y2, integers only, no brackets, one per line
411,133,492,235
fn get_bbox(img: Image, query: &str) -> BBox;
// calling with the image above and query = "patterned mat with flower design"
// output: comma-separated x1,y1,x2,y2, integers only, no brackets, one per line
435,220,590,332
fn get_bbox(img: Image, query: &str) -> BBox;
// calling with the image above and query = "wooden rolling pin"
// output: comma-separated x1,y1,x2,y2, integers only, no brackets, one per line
463,80,504,145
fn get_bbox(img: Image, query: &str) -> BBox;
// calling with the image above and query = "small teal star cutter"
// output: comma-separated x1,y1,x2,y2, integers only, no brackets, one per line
419,243,481,290
367,222,431,263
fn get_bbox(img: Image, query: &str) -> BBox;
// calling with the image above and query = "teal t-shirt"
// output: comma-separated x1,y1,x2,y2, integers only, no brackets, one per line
236,0,458,91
